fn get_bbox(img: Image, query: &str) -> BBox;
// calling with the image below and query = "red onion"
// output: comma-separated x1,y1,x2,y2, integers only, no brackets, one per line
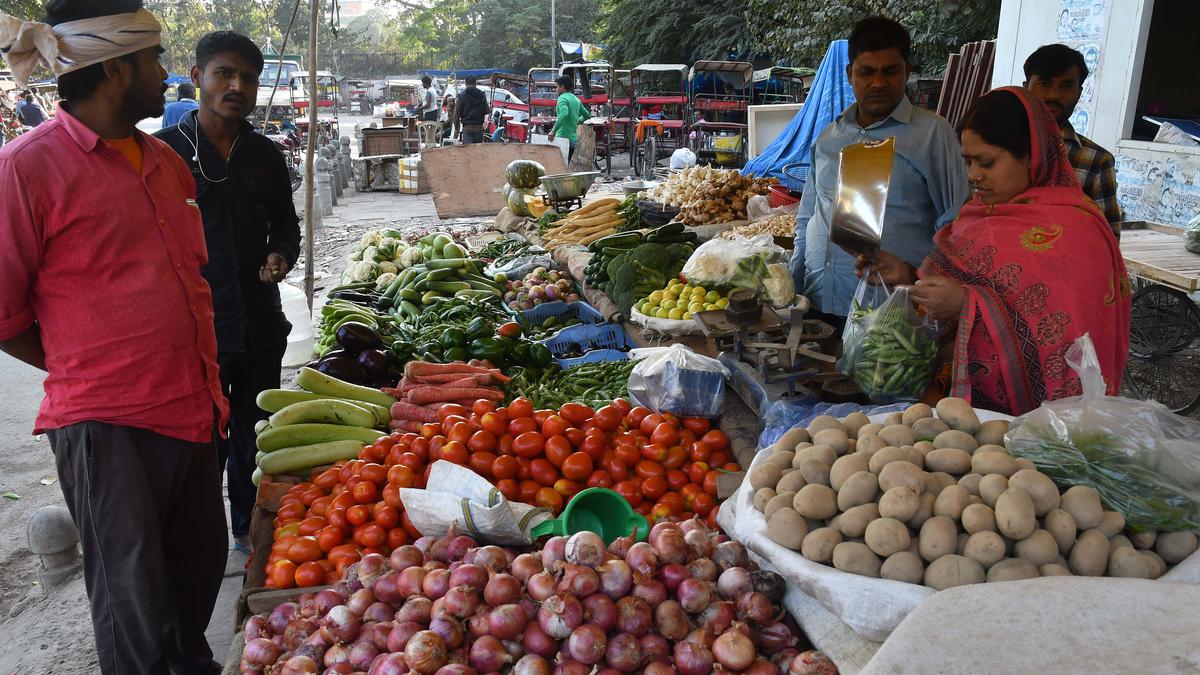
369,653,409,675
566,623,607,665
487,604,528,640
292,639,326,665
745,658,782,675
738,592,778,624
244,615,268,641
688,557,719,582
324,642,351,667
624,542,657,576
348,641,381,671
596,559,633,599
526,571,557,601
713,629,757,670
685,624,714,647
432,665,476,675
467,607,491,639
639,633,670,663
332,579,353,597
428,615,465,649
558,563,600,597
444,585,479,618
470,545,509,572
642,661,677,675
353,553,389,589
405,630,448,674
698,600,736,633
388,621,422,652
430,523,476,563
243,637,280,667
539,536,568,570
269,602,299,634
658,563,691,592
363,602,394,623
398,566,428,598
711,541,748,570
604,632,642,673
553,660,591,675
791,650,838,674
521,621,557,658
446,646,468,664
565,531,607,568
751,570,787,605
631,578,667,606
431,596,449,619
684,529,712,558
484,573,522,605
347,588,375,617
653,600,690,641
607,527,639,559
423,568,452,599
673,640,714,675
772,647,800,672
396,596,433,625
518,597,538,621
752,621,797,655
390,545,424,572
503,638,525,662
615,596,652,636
537,593,583,639
649,521,681,548
362,622,392,650
449,564,488,591
582,593,617,632
323,605,361,643
676,578,713,614
678,517,709,537
510,553,544,582
717,567,753,599
469,635,513,672
414,536,437,553
653,531,689,566
425,560,448,571
513,654,552,675
313,589,343,617
279,655,319,674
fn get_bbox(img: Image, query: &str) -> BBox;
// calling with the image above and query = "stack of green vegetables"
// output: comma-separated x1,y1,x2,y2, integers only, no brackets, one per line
504,359,637,409
583,224,696,316
315,293,400,358
473,237,540,267
838,288,938,400
616,195,643,232
376,232,505,319
391,313,552,370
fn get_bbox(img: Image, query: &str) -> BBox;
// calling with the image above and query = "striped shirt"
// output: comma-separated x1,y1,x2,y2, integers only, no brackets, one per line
1062,122,1123,238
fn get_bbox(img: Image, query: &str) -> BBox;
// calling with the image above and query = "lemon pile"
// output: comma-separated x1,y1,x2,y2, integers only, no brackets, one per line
637,279,730,320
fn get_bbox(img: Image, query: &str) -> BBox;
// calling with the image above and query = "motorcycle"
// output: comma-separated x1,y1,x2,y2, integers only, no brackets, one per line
484,109,516,143
260,123,303,192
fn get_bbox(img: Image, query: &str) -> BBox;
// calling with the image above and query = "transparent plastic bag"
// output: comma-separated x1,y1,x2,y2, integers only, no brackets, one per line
681,234,792,305
837,276,938,401
1186,213,1200,254
1005,334,1200,531
627,343,730,418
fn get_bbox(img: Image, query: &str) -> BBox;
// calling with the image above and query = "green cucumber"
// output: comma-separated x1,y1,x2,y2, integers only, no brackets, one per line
426,258,467,270
255,389,391,426
255,423,383,453
454,288,501,300
399,300,420,318
441,243,467,259
295,367,397,407
269,398,379,429
398,288,422,303
588,232,642,252
421,290,445,304
429,281,471,293
258,439,366,474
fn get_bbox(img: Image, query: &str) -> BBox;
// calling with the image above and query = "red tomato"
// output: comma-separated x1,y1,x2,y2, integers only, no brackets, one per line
677,429,697,449
559,402,594,426
611,398,633,417
497,433,514,456
642,476,669,500
480,411,508,436
561,452,594,481
438,404,468,422
441,441,469,465
298,516,326,536
687,440,713,463
401,510,422,539
313,468,340,491
723,462,741,472
532,410,554,426
667,469,690,491
640,443,668,463
352,480,378,505
346,504,372,526
530,458,558,487
593,405,623,432
534,487,564,514
447,422,473,445
635,460,665,480
687,461,709,485
580,433,606,461
508,397,534,419
544,435,573,467
497,321,523,339
396,452,423,474
508,416,538,437
586,470,614,489
701,429,729,452
563,427,586,449
492,455,520,480
382,484,403,510
541,414,570,438
627,406,652,429
553,478,582,498
649,502,674,523
388,465,417,488
327,507,349,532
327,544,362,567
271,560,297,589
709,451,730,467
409,437,430,463
420,423,441,439
605,458,629,481
650,423,679,447
387,527,410,550
359,462,386,485
309,496,333,518
681,417,712,434
614,480,643,507
518,479,541,503
496,478,519,501
278,501,307,522
468,451,498,478
513,431,546,458
516,457,532,480
287,536,323,563
373,504,400,530
663,445,688,471
429,435,447,461
357,524,387,549
660,492,685,514
468,429,498,454
472,399,496,415
703,470,720,496
613,443,641,467
638,413,664,437
316,525,344,552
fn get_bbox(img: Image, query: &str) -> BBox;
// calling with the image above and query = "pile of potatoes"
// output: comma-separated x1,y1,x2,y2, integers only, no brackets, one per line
751,398,1199,590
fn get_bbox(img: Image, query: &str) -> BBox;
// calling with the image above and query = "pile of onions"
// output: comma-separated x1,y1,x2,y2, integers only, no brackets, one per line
240,521,817,675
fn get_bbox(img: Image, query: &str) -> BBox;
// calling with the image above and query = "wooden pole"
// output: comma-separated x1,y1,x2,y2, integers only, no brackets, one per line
304,0,319,311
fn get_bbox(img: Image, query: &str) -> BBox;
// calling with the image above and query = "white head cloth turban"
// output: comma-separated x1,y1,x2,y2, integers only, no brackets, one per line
0,8,162,87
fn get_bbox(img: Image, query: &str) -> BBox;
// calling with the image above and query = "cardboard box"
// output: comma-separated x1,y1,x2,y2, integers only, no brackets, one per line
399,155,430,194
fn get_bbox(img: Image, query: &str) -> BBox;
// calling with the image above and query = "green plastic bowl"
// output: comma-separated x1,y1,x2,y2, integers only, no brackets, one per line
530,487,649,544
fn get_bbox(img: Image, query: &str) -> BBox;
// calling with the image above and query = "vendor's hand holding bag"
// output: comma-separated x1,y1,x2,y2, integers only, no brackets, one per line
837,273,939,401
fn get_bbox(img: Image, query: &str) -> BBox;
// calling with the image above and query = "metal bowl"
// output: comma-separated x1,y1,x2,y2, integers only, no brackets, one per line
621,180,658,197
539,171,601,201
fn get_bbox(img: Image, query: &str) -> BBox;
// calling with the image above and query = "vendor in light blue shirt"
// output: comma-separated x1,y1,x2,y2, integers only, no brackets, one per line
791,17,968,323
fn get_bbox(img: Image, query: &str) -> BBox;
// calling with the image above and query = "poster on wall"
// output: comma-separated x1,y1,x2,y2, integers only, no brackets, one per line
1116,154,1200,227
1057,0,1106,40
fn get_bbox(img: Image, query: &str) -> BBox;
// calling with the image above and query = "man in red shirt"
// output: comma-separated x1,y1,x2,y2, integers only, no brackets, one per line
0,2,229,673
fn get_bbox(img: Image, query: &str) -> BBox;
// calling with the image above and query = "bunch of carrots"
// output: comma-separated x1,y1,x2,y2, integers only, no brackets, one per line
384,360,509,432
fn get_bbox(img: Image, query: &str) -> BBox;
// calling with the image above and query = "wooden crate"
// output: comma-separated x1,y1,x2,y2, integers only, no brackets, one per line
361,127,417,157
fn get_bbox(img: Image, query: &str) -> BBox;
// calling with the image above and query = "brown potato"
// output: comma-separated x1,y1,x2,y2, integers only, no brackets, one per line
855,432,888,455
1014,458,1037,473
1108,534,1133,551
1107,546,1152,579
1039,563,1072,577
986,558,1039,582
793,484,838,520
749,462,782,491
1069,529,1111,576
765,491,798,518
1060,486,1104,530
1014,529,1059,565
879,486,922,521
753,487,776,513
974,419,1010,446
934,485,971,521
958,473,983,496
1140,550,1167,579
865,517,912,557
883,412,904,426
775,426,811,451
880,551,924,584
901,403,933,426
841,412,871,439
918,516,958,562
796,458,832,487
1156,531,1198,564
836,471,879,511
800,527,842,564
878,424,916,448
925,472,958,496
806,415,845,436
907,492,937,530
765,451,796,470
868,446,924,474
858,423,885,438
961,503,996,534
995,488,1037,540
935,398,981,434
956,532,970,555
1043,508,1078,556
812,428,850,455
964,531,1006,568
971,449,1018,477
932,430,979,452
878,461,926,492
832,542,881,578
1129,530,1158,550
1097,511,1126,538
923,554,985,589
795,444,838,468
777,469,808,495
924,448,972,475
837,503,881,538
1006,469,1060,516
978,474,1009,507
766,507,809,550
829,453,871,491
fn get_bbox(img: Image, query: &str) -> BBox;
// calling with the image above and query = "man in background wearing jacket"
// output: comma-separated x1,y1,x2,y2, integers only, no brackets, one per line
453,75,490,144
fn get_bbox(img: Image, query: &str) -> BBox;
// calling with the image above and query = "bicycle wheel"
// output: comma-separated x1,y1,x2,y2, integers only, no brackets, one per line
1123,284,1200,414
645,136,658,178
1128,284,1192,358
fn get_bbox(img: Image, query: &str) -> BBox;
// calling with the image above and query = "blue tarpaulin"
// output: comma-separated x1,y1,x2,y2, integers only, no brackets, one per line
164,73,191,85
742,40,855,181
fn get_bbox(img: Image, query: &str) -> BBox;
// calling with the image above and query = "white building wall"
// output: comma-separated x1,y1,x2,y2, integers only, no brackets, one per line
992,0,1200,226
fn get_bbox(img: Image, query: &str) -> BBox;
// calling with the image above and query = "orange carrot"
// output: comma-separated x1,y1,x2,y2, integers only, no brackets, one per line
404,361,493,378
406,386,505,405
391,401,440,422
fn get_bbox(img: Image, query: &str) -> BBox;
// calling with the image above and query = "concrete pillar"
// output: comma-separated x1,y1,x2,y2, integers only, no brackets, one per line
315,156,334,215
327,147,344,199
339,136,352,188
27,505,79,590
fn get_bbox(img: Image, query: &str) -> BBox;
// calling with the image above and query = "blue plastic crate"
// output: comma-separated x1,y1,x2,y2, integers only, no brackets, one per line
515,300,605,330
539,322,636,358
553,349,630,368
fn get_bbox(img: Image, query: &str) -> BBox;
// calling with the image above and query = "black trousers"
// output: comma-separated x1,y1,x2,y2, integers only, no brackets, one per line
461,129,484,144
217,345,285,537
48,422,227,675
422,110,439,122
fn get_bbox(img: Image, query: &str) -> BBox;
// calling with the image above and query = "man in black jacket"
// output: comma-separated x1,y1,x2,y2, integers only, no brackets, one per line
453,75,490,144
156,31,301,552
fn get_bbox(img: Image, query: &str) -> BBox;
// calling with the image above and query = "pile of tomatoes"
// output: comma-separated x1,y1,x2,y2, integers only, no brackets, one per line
265,396,738,590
